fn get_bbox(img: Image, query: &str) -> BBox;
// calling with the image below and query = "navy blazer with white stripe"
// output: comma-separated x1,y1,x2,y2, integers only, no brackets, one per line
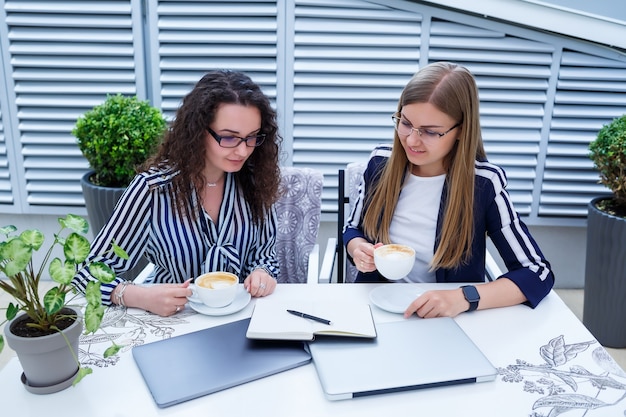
344,145,554,308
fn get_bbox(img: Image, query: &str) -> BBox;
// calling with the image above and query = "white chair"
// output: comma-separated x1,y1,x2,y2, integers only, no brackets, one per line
319,162,503,283
135,166,324,284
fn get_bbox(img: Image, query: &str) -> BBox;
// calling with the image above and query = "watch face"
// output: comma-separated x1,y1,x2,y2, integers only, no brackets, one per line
462,285,480,302
462,286,480,312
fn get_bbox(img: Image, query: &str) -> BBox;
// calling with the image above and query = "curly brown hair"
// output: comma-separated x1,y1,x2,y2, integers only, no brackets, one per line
142,69,282,225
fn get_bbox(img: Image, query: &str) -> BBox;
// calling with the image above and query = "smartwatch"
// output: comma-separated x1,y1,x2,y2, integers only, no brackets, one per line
461,285,480,312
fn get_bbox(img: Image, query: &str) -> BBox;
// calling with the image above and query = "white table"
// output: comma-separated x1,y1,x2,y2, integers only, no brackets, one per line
2,283,626,416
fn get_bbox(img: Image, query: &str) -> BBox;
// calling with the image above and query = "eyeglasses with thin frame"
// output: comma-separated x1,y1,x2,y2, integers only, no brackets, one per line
391,113,461,141
206,127,266,148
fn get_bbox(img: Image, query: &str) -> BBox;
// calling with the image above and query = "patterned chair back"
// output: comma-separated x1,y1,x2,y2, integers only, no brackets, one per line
275,166,323,283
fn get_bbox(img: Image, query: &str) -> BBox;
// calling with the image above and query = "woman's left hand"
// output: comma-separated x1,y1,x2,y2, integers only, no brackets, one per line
403,289,467,319
244,268,277,297
404,279,526,318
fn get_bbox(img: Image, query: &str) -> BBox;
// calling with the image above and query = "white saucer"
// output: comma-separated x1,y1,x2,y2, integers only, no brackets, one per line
369,285,422,314
187,289,251,316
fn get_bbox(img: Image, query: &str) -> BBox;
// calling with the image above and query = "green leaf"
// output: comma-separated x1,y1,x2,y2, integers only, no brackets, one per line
60,214,89,235
0,335,4,353
0,238,33,277
20,229,45,251
64,232,91,264
84,303,105,334
111,239,129,260
84,280,102,307
90,261,117,284
49,258,76,285
72,367,93,386
104,343,123,358
6,303,19,320
0,224,17,237
43,286,66,315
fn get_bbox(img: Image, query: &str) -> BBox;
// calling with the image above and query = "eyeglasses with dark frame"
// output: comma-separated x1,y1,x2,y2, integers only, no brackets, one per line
391,113,462,141
206,127,266,148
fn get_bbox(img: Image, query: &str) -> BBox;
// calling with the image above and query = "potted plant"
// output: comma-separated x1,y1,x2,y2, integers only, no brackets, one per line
73,94,166,278
73,93,167,189
0,214,128,394
583,113,626,348
73,93,166,232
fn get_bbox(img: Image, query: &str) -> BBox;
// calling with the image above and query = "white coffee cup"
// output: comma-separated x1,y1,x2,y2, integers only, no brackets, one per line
374,244,416,280
192,271,239,308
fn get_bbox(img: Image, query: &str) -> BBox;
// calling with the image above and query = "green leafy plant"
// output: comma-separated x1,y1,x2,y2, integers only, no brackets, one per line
589,114,626,217
73,94,167,188
0,214,128,385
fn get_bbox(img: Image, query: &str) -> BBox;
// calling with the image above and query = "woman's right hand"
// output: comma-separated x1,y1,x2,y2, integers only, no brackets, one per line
347,238,383,273
118,280,193,316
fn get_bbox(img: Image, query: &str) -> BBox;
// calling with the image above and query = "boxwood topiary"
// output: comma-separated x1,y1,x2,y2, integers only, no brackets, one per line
73,94,167,188
589,114,626,217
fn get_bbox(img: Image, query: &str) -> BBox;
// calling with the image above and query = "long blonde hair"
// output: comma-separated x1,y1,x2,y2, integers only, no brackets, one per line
362,62,486,270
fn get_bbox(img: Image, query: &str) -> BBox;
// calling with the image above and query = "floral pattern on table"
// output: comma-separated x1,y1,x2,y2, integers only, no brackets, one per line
499,335,626,416
78,305,196,368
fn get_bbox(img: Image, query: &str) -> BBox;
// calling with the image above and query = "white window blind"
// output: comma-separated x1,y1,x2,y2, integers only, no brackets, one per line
0,103,12,205
288,1,626,223
291,0,421,210
542,50,626,217
0,0,625,225
1,0,141,213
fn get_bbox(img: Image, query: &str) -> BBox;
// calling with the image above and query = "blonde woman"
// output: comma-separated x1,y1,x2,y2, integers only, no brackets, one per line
344,62,554,318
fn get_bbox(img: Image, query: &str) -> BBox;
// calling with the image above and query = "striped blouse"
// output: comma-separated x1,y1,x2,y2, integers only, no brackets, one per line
72,168,279,305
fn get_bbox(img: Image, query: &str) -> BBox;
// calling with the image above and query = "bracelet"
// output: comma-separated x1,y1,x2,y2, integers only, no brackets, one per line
115,281,134,307
254,265,276,280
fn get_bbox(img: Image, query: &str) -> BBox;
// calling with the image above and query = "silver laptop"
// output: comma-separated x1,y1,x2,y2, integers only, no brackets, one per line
308,317,496,400
132,318,312,408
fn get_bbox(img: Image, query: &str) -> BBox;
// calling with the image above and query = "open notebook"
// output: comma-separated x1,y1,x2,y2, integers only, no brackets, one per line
132,318,311,408
246,297,376,341
308,317,496,400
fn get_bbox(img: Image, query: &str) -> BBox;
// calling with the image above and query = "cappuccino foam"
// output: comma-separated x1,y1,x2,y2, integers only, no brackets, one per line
378,244,414,257
384,252,408,260
209,281,234,289
197,273,237,290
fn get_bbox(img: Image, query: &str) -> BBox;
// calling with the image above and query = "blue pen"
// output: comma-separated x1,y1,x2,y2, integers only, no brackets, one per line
287,309,332,325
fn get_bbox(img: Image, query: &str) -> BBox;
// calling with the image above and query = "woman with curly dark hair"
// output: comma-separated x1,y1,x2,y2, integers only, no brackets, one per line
74,70,282,316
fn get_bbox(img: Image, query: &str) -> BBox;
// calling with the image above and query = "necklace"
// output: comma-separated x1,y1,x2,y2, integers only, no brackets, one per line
206,175,223,188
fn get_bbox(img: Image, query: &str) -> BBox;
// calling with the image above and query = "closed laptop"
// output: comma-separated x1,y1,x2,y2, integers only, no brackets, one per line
132,318,312,408
308,317,496,400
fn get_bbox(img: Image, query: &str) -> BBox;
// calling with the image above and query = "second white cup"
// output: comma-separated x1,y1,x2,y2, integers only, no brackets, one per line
374,244,416,280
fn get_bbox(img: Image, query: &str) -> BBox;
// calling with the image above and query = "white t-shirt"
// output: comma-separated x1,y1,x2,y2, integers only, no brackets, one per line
389,173,446,283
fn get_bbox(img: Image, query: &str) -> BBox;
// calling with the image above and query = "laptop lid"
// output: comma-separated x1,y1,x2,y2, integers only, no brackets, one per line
308,317,496,401
132,318,312,408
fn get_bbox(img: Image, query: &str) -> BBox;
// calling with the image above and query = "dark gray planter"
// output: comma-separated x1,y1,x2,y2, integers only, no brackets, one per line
4,308,82,394
81,171,148,279
583,196,626,348
81,170,126,236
